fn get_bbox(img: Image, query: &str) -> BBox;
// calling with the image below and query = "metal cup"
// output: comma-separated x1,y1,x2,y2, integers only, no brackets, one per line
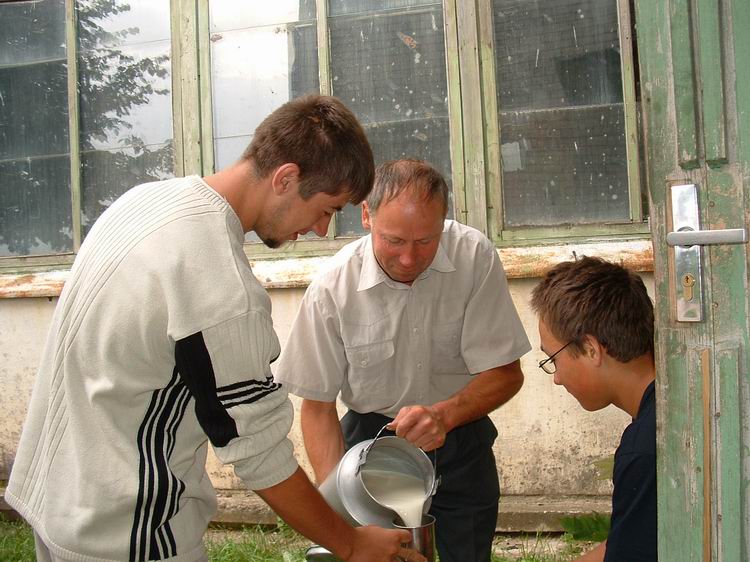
394,514,436,562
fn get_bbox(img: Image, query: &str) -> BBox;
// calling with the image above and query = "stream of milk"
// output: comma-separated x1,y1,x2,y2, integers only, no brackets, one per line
361,469,426,528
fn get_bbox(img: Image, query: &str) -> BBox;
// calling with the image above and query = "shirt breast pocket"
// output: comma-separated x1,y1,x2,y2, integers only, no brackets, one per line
431,320,467,374
344,340,396,393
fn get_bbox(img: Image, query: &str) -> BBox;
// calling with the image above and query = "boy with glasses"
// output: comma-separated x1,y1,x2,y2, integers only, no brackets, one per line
531,256,657,562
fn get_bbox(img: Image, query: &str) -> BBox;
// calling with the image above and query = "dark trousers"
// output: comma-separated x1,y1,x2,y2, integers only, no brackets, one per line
342,411,500,562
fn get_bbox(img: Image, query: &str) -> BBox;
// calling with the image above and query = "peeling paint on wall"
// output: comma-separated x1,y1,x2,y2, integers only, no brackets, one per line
0,239,653,299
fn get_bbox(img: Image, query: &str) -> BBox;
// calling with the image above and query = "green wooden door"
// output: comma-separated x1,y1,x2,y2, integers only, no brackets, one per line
636,0,750,560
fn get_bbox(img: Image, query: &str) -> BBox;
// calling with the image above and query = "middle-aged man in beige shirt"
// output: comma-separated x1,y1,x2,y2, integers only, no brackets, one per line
275,158,531,562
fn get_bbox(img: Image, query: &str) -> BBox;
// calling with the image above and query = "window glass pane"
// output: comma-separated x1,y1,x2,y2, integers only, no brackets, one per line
210,2,319,168
78,43,173,150
76,0,174,235
80,145,172,229
77,0,171,50
328,0,438,16
210,1,319,243
0,0,73,257
492,0,629,227
329,1,452,236
0,0,66,65
210,0,316,31
210,23,319,147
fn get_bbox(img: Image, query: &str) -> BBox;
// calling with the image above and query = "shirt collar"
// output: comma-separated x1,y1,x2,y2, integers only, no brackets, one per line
357,231,456,292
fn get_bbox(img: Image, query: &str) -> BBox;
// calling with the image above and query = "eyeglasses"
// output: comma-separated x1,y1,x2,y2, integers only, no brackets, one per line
538,341,574,374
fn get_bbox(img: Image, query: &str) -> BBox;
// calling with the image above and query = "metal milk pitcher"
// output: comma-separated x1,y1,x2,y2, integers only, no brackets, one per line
318,430,437,529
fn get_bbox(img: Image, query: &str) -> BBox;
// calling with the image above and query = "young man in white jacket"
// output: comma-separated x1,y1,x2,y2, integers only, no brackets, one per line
5,95,412,562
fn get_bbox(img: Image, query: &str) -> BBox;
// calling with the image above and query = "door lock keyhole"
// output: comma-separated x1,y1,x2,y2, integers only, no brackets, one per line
681,273,696,301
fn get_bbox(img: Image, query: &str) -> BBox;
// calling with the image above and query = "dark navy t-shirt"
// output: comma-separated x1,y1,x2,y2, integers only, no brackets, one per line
605,381,657,561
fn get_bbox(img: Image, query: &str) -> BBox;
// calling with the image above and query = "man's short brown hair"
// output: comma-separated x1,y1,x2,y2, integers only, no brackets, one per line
243,94,374,204
530,256,654,362
366,159,449,216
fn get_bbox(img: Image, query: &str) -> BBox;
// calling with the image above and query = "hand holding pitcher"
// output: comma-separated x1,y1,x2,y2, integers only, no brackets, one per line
387,405,447,452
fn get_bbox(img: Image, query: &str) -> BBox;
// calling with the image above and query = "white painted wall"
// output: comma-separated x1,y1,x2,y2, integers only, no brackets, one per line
1,273,653,500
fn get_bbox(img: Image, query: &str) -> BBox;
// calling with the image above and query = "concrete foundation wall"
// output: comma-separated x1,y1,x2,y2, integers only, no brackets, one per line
0,272,653,530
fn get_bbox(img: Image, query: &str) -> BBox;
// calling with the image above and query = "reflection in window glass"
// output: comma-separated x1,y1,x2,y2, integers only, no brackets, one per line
328,0,438,16
328,2,452,235
78,0,172,50
76,0,174,235
210,1,319,171
492,0,629,227
0,0,73,257
210,1,319,243
209,1,450,240
210,0,317,32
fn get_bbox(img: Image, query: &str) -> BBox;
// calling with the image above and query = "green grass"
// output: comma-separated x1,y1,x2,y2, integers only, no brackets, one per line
0,514,606,562
559,512,610,543
491,532,585,562
0,514,35,562
205,520,310,562
0,514,311,562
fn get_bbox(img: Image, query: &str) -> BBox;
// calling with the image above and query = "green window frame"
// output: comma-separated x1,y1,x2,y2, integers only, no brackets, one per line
449,0,648,246
0,0,81,272
0,0,174,273
1,0,649,275
187,0,455,259
186,0,648,261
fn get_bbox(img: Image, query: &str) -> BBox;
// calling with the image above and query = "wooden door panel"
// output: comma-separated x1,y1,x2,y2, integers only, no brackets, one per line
636,0,750,559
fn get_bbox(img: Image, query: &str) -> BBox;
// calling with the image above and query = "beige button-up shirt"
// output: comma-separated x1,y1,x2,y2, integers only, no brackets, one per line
274,220,530,417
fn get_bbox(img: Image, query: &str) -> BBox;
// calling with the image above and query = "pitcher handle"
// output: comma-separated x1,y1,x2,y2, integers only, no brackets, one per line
428,449,440,497
356,423,391,474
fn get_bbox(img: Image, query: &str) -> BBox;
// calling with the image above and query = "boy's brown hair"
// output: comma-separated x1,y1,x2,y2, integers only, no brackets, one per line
243,94,374,204
530,256,654,362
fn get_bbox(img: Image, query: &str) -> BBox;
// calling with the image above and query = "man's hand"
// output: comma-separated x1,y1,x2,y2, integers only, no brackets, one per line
388,361,524,452
257,468,424,561
388,405,447,451
347,526,425,562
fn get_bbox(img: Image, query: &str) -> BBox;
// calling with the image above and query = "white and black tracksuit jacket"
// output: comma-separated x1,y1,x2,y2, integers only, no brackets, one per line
5,176,298,562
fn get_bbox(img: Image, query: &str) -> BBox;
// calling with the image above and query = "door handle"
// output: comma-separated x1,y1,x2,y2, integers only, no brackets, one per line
667,228,748,247
669,183,747,322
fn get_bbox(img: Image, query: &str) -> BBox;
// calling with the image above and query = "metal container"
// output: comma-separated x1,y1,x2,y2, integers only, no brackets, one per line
318,434,437,528
304,515,436,562
304,545,340,561
394,514,436,562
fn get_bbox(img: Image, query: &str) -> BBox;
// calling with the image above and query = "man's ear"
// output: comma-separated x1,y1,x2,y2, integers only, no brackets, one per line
581,335,604,366
361,202,373,231
271,163,300,195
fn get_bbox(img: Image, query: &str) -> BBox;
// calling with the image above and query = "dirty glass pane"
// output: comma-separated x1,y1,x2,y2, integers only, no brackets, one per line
0,0,73,257
77,0,172,50
78,43,172,151
492,0,630,227
210,0,317,31
210,1,319,243
210,2,319,168
80,144,173,231
0,0,66,66
76,0,174,236
328,0,438,16
329,1,452,236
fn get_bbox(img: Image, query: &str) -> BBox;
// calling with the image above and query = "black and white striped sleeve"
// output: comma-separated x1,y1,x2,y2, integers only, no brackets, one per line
175,310,297,490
